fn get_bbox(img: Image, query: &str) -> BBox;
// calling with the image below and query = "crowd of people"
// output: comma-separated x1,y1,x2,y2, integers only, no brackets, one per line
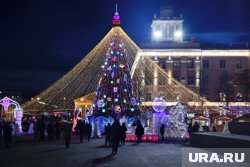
75,120,92,143
102,119,144,155
2,116,221,154
32,118,76,148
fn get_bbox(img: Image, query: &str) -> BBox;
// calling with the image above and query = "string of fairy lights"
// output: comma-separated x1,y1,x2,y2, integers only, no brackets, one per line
132,55,227,112
22,26,226,113
22,27,140,112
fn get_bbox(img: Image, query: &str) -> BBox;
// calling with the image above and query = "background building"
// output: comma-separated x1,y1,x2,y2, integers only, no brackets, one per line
141,6,250,102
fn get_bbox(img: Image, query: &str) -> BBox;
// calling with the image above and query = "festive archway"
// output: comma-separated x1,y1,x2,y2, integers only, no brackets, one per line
0,97,23,134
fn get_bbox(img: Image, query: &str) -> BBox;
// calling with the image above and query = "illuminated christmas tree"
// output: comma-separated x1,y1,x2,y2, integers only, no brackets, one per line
93,5,140,118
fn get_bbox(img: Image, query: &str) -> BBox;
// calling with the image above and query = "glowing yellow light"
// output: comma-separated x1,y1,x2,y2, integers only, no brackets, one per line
119,64,125,68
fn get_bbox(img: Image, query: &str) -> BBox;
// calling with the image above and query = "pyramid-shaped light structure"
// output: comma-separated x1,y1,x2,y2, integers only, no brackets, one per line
22,26,140,112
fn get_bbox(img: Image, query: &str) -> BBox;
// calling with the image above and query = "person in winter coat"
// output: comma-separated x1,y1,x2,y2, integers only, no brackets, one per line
192,122,200,132
86,123,92,142
135,120,144,144
160,124,165,141
3,122,13,149
38,120,46,140
63,122,72,148
47,121,54,140
54,121,61,140
105,123,111,146
0,121,3,139
76,120,85,143
110,119,121,154
33,121,39,139
120,123,127,145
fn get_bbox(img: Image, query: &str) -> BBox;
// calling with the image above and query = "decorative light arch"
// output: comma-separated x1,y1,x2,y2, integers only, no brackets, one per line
0,97,21,111
0,97,23,134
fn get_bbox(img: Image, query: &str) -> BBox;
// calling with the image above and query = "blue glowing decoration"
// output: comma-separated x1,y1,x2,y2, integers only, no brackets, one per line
111,81,114,84
123,74,127,81
103,95,107,98
152,97,166,112
124,89,127,92
131,97,137,106
114,98,118,102
97,100,104,108
111,71,115,78
130,108,135,112
113,87,118,93
102,109,106,113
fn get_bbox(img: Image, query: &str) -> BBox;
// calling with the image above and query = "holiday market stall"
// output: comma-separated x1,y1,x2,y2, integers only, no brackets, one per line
213,115,232,132
193,115,210,131
73,92,96,131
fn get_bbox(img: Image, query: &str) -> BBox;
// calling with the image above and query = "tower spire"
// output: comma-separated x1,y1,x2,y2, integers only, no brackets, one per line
116,4,118,14
113,4,121,25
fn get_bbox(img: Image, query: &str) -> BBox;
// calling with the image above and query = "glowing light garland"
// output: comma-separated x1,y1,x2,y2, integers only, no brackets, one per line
22,27,226,113
22,27,140,112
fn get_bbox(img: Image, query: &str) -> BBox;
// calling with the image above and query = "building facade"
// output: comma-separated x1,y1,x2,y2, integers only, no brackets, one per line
140,7,250,102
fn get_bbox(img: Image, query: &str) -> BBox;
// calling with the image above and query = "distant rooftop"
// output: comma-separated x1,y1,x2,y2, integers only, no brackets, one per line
141,41,200,49
200,42,250,50
154,5,182,20
140,41,250,50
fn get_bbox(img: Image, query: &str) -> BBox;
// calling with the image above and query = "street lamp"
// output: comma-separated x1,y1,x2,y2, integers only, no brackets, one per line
153,30,162,40
174,31,183,38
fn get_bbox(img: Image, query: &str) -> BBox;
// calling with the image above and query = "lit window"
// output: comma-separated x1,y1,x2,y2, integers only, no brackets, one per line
236,93,243,102
219,93,226,102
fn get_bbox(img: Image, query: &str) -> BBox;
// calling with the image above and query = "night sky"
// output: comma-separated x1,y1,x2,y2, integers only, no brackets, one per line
0,0,250,99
